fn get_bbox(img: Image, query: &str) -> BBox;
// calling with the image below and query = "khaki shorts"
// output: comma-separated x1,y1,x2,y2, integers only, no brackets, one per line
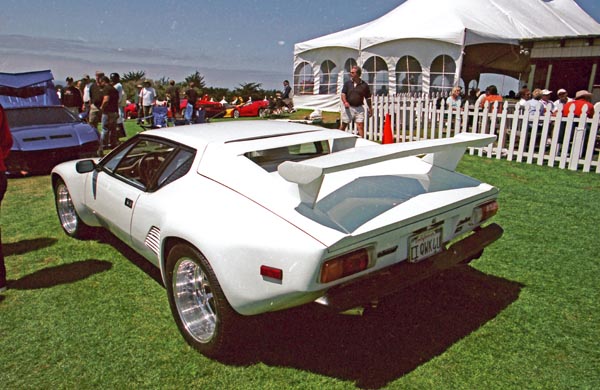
341,105,365,123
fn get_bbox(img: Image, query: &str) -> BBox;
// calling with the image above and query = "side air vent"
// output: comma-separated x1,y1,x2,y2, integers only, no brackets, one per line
145,226,161,256
50,134,73,139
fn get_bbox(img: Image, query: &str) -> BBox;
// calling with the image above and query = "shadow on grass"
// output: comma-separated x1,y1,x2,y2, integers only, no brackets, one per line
80,230,521,389
4,238,57,256
7,259,112,290
235,265,522,389
95,230,164,286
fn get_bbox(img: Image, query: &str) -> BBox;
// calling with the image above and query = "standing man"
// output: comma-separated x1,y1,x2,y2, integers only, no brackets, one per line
166,80,180,121
98,76,119,155
89,71,105,130
184,82,199,124
340,66,372,137
61,77,83,116
82,74,92,113
110,73,127,141
0,104,13,293
139,80,157,126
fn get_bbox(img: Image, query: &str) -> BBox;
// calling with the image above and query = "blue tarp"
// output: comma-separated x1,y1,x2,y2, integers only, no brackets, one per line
0,70,61,108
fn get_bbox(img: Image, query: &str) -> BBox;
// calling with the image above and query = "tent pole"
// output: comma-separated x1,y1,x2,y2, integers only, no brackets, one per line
455,28,468,88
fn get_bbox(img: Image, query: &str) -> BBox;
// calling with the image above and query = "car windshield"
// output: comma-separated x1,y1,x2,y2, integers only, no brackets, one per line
244,140,330,172
6,106,80,127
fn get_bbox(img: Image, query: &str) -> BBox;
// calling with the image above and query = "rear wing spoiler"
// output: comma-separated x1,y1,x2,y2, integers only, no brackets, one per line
278,133,496,207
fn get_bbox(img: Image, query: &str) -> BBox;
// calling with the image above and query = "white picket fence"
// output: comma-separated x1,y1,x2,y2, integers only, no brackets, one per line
350,94,600,173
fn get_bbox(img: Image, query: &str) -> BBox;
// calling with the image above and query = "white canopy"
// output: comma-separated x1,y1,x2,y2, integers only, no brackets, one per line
293,0,600,111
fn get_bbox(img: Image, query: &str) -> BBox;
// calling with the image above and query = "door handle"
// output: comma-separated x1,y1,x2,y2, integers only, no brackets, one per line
124,198,133,208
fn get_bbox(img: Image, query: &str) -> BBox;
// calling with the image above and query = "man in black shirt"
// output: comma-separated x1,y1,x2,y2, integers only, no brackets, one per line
166,80,181,120
185,82,199,124
340,65,372,137
98,75,119,154
61,76,83,115
89,71,105,130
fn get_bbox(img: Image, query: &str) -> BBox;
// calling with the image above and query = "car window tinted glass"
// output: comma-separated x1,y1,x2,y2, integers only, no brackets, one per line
244,140,330,172
6,107,79,127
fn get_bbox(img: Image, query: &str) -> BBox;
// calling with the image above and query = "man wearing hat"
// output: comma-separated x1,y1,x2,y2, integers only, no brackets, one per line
562,90,594,118
562,90,595,156
553,88,572,114
540,89,555,113
62,77,83,116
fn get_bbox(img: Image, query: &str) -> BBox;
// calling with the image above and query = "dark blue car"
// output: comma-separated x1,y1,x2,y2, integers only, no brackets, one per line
0,70,100,175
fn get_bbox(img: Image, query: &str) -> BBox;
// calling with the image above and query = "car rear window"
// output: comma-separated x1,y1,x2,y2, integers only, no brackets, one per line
6,107,79,127
244,140,330,172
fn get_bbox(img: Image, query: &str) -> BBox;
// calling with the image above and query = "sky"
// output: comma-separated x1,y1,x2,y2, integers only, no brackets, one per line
0,0,599,91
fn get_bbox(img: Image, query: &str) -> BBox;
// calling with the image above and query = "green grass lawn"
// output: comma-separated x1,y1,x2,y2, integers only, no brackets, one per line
0,132,599,389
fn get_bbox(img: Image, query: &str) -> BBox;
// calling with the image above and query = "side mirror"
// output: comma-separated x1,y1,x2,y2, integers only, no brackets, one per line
75,160,96,173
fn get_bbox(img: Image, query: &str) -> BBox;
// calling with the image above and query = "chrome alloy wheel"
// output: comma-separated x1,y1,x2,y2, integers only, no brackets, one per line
173,258,217,343
56,183,79,235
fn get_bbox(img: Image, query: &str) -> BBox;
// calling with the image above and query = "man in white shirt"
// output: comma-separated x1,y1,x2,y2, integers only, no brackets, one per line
553,88,573,114
139,80,157,126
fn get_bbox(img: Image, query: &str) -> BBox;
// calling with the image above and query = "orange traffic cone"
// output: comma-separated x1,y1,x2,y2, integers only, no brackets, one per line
382,113,393,144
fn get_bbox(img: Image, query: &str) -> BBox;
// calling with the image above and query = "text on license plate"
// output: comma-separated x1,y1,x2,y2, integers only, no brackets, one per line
409,227,443,263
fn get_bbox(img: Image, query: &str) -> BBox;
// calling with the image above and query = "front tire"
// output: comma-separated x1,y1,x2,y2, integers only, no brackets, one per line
166,244,245,359
233,109,240,119
54,178,93,239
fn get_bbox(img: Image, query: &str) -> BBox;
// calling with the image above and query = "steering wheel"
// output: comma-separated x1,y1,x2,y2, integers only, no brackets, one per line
138,153,164,187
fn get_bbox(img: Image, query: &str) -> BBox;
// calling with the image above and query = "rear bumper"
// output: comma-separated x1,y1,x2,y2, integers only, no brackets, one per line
320,223,504,311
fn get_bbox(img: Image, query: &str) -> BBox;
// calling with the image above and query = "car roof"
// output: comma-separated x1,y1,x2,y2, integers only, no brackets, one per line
142,120,334,150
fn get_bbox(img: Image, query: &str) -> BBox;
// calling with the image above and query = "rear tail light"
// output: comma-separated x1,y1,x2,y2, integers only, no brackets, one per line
471,200,498,225
320,248,369,283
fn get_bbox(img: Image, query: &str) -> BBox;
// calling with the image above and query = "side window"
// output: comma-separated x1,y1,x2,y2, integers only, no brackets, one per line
102,138,177,189
157,149,195,187
244,140,330,172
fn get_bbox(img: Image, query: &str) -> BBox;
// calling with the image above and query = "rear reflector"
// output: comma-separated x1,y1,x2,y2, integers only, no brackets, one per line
260,265,283,280
320,248,369,284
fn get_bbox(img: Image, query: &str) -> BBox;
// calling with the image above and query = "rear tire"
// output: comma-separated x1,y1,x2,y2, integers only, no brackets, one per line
233,109,240,119
54,178,94,239
165,244,246,359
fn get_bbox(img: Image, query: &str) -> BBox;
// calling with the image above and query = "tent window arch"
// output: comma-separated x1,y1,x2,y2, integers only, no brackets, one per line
396,56,423,94
343,58,358,84
430,55,456,94
364,56,389,95
319,60,338,95
294,62,314,95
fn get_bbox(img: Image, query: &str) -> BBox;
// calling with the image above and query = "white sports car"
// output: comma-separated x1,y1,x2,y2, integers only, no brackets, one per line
51,121,502,359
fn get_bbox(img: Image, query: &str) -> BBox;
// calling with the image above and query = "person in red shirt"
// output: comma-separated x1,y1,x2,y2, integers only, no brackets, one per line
562,90,595,117
0,104,14,293
480,85,504,111
561,90,595,156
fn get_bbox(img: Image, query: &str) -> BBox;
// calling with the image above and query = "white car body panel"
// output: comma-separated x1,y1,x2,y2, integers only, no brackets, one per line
52,121,501,315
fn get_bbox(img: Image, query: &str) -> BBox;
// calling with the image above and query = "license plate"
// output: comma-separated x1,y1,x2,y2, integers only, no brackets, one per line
408,227,443,263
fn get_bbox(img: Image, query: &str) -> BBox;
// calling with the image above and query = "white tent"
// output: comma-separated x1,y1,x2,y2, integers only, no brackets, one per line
293,0,600,111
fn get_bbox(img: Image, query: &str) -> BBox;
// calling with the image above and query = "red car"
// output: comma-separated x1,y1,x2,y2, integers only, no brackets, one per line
224,99,270,118
124,102,138,119
177,98,226,119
